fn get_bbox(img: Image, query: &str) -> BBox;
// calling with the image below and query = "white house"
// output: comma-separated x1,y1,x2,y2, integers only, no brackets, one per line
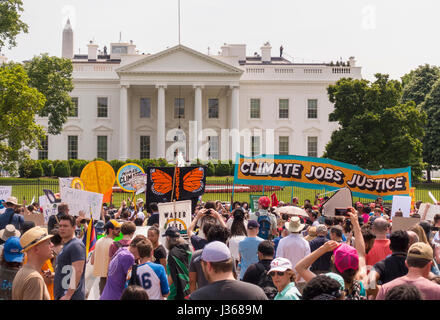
31,20,362,162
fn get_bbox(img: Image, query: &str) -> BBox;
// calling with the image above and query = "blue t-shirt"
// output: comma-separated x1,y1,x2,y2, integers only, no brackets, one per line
0,208,24,231
273,236,282,258
238,237,264,279
54,238,86,300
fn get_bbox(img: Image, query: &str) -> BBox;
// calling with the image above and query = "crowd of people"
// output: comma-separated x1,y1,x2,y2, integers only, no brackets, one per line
1,193,440,301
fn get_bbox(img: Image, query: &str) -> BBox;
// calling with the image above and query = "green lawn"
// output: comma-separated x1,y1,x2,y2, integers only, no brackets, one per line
1,177,440,207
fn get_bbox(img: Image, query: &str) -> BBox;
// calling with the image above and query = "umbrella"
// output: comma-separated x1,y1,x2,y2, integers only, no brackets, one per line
275,206,308,217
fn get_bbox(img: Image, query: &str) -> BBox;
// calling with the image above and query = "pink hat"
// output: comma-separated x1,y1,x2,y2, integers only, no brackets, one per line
333,244,359,273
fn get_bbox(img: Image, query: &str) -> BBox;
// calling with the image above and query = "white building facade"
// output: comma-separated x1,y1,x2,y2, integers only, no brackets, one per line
31,22,362,163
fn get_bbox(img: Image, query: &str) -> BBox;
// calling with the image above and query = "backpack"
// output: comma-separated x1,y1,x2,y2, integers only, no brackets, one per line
255,262,278,300
256,212,271,240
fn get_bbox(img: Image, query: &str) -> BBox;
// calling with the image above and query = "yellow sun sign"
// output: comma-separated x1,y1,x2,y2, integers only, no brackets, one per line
80,161,115,194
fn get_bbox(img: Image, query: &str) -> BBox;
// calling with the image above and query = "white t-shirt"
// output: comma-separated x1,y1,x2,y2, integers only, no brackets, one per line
228,235,247,261
135,262,169,300
276,233,311,282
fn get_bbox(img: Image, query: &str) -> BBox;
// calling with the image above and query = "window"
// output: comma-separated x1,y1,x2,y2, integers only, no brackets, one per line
68,135,78,159
97,136,107,160
307,99,318,119
140,98,151,118
251,136,260,157
279,99,289,119
279,136,289,155
250,99,261,119
69,97,78,117
208,99,219,118
38,136,48,160
307,136,318,157
140,136,150,159
111,45,128,54
208,136,219,160
174,98,185,119
97,97,108,118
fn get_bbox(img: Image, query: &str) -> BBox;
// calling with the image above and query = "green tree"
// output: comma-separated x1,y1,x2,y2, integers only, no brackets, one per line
24,53,74,135
0,0,28,50
0,62,46,173
324,74,426,181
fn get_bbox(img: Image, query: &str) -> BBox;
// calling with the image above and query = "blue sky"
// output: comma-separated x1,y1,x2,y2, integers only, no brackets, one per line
4,0,440,81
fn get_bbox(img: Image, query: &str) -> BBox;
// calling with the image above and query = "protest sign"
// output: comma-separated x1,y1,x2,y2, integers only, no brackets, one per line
419,203,440,222
71,178,85,190
322,187,353,217
249,195,263,212
61,188,103,220
39,195,59,224
158,200,192,243
24,211,45,226
0,186,12,214
391,196,412,217
80,161,115,194
59,178,73,198
116,163,145,193
234,154,411,200
392,217,420,231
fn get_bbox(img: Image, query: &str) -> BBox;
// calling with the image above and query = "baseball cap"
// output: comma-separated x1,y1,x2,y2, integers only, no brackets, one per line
407,242,433,261
333,244,359,273
201,241,231,262
247,220,260,229
268,257,292,273
105,219,122,230
258,196,271,208
162,226,180,238
3,236,24,263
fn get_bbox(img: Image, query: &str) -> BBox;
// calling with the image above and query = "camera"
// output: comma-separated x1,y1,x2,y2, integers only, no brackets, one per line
335,208,350,217
205,209,212,215
80,219,87,224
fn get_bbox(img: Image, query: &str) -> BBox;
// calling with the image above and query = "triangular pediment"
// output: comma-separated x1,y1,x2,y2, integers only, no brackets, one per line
116,45,243,75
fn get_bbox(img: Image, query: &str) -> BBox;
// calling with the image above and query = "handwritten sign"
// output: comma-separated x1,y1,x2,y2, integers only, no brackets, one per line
132,173,147,195
61,187,103,220
59,178,73,199
116,163,145,193
419,203,440,222
39,195,59,224
0,186,11,214
158,200,192,243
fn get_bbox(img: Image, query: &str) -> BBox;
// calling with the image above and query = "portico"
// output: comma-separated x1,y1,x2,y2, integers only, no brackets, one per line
115,45,242,162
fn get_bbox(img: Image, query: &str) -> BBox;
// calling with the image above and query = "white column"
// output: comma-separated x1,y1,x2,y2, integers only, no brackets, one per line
119,84,129,161
230,86,240,161
193,85,203,160
156,85,166,159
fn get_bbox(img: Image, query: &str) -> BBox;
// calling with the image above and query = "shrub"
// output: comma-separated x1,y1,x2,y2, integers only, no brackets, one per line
141,159,156,172
109,160,125,174
29,161,43,178
39,160,54,177
54,161,71,177
18,159,33,178
215,161,230,176
157,158,168,167
206,161,215,176
229,160,235,176
71,159,89,177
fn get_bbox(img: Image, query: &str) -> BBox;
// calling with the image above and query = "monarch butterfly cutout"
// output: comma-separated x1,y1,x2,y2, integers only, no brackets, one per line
150,167,205,201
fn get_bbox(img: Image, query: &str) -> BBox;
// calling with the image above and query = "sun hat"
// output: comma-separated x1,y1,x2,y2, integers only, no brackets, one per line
268,257,292,273
285,216,305,233
407,242,433,261
0,224,21,241
258,196,271,208
136,198,144,204
333,243,359,273
5,197,19,206
304,226,317,241
20,226,53,253
201,241,231,262
3,236,24,263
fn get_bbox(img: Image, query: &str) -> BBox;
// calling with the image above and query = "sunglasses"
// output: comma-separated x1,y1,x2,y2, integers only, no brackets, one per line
269,271,285,277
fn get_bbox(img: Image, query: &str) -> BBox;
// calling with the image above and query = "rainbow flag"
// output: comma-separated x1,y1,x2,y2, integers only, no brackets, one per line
83,218,96,256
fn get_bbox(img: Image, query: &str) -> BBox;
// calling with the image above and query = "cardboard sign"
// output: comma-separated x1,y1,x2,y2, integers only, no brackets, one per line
0,186,12,214
158,200,192,243
392,217,420,231
234,154,411,200
391,196,412,218
419,203,440,222
24,211,45,226
322,187,353,217
61,187,103,220
39,195,59,224
116,163,145,193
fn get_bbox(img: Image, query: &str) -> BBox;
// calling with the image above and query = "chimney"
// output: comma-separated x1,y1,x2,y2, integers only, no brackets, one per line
127,40,136,55
349,56,356,67
87,40,98,60
62,19,74,59
261,42,271,63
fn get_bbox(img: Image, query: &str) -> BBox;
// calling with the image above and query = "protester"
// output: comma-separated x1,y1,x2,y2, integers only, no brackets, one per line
242,240,277,299
238,220,263,280
0,224,21,257
146,203,159,226
53,215,86,300
164,227,192,300
268,257,301,300
147,226,167,269
249,197,277,240
91,219,121,295
309,225,332,274
302,274,345,300
330,226,344,243
276,216,310,291
108,221,136,260
120,285,149,300
189,224,231,293
12,227,53,300
47,203,69,234
366,218,391,267
0,237,24,300
273,225,288,256
128,238,169,299
228,208,248,269
304,226,317,242
188,207,227,250
376,242,440,300
0,197,25,231
189,241,267,300
100,235,146,300
384,284,423,300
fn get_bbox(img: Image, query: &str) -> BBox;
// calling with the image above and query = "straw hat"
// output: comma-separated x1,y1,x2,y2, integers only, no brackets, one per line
5,196,20,206
285,216,305,233
0,224,21,241
20,227,53,252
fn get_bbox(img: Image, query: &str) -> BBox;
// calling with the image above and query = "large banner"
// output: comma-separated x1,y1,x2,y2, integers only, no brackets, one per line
234,154,411,200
